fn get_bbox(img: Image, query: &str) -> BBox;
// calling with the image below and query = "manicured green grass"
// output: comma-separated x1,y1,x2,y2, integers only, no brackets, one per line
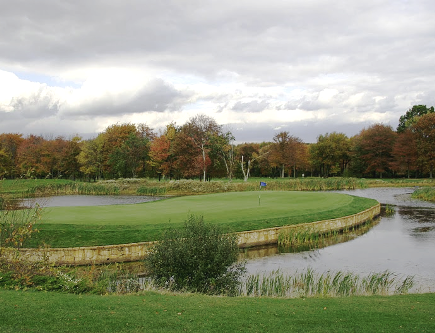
0,290,434,333
29,192,377,247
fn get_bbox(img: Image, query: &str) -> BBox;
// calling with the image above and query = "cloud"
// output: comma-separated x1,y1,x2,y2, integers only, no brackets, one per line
0,1,434,142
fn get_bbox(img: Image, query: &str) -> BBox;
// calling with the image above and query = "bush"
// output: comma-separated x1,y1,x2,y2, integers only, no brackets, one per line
144,214,245,295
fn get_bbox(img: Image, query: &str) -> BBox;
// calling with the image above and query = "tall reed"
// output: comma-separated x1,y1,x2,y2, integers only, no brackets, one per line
239,269,414,298
23,182,120,197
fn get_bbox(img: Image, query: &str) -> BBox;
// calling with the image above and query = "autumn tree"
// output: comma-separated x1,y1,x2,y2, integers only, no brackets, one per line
172,131,206,179
150,123,179,179
397,105,434,133
268,132,304,178
391,129,418,178
16,135,46,178
413,113,435,178
354,124,397,178
0,133,24,178
182,114,222,181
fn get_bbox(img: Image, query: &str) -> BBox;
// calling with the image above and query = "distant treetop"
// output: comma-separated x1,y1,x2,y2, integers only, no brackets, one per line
397,105,434,133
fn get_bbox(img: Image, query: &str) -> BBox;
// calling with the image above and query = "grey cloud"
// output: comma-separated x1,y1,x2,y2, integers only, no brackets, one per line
126,79,192,113
62,78,192,118
232,100,269,113
9,86,61,118
2,0,434,83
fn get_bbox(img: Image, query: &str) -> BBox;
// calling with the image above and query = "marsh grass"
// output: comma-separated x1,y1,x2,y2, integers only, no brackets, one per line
239,269,414,298
384,204,395,216
136,186,167,196
24,182,120,197
411,186,435,202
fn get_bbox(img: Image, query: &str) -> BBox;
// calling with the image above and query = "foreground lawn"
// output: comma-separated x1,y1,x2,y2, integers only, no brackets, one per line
0,290,434,332
29,191,377,247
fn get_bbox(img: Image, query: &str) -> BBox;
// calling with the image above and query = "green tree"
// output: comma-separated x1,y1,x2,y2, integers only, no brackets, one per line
310,132,350,177
109,131,151,178
397,105,434,133
77,135,105,180
145,215,245,295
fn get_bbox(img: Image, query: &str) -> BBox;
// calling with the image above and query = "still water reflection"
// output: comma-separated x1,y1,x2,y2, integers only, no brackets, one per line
18,195,161,207
243,187,435,293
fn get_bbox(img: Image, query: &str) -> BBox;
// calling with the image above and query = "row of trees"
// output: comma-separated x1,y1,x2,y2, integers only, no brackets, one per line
1,106,434,180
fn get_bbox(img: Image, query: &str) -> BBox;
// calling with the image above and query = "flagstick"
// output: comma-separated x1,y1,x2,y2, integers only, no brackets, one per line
259,183,261,206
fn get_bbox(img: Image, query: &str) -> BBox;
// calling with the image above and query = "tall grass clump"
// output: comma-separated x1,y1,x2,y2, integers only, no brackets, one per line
0,201,42,249
136,186,167,196
261,178,367,191
144,214,246,295
239,269,414,298
411,186,435,202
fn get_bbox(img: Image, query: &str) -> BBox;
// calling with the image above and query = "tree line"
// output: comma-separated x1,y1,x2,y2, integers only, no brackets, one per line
0,106,434,180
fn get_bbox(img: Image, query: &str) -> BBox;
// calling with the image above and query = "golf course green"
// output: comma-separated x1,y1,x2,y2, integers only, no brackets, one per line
30,191,378,248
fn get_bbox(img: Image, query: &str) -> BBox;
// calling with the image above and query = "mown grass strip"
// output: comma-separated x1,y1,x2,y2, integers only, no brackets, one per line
0,290,434,333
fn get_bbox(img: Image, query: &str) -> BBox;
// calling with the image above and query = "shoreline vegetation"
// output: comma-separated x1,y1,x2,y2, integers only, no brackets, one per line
1,177,434,200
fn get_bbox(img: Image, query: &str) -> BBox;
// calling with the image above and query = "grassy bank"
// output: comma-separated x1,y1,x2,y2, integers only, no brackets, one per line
412,186,435,202
1,289,434,332
27,192,377,247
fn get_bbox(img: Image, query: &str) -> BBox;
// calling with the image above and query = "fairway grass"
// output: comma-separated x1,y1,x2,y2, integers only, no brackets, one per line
28,191,377,248
1,290,434,333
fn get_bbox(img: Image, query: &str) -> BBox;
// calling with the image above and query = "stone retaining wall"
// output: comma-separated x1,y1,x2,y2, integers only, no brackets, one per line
237,203,380,247
1,203,380,265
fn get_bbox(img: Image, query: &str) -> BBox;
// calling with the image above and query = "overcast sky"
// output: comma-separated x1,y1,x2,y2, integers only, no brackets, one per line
1,0,435,143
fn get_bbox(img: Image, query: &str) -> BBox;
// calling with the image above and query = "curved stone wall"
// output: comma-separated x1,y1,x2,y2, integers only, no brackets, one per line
1,203,380,265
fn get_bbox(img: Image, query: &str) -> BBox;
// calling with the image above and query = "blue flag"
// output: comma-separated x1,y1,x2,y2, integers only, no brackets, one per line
260,181,267,187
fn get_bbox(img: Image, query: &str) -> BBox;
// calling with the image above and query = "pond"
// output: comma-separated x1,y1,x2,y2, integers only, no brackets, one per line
17,195,162,207
244,187,435,293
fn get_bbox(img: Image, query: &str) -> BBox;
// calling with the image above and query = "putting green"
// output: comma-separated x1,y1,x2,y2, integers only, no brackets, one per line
34,191,378,247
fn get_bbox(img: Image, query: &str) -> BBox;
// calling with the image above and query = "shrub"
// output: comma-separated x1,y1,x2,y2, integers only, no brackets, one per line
144,214,245,295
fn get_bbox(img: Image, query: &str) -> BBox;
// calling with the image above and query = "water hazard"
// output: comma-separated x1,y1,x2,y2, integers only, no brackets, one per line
17,195,162,207
243,187,435,293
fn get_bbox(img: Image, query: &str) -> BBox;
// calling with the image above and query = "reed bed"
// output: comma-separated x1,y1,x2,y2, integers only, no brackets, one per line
136,186,167,196
23,182,120,197
239,269,414,298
